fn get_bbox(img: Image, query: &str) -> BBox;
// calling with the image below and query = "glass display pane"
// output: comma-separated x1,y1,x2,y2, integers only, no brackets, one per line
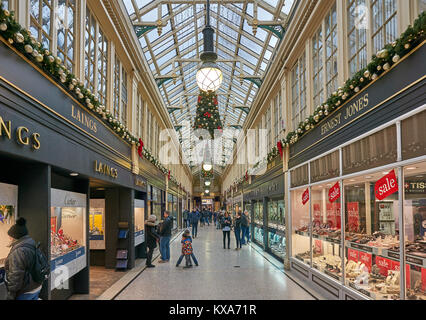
254,225,264,246
311,183,343,281
403,162,426,300
292,188,311,265
0,183,17,268
344,169,400,300
254,201,263,225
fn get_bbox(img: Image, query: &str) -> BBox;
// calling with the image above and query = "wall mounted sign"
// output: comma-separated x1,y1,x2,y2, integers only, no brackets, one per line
0,115,41,150
375,170,398,200
71,105,97,133
328,182,340,203
135,178,146,188
405,181,426,194
302,188,309,205
94,160,118,179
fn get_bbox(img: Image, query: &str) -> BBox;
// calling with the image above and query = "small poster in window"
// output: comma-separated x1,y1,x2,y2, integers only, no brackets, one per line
375,256,392,276
313,203,321,227
348,248,359,262
347,202,359,232
314,239,322,255
326,203,336,228
359,251,372,272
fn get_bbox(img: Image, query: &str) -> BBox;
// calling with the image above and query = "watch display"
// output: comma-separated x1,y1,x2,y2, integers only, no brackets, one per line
0,182,18,268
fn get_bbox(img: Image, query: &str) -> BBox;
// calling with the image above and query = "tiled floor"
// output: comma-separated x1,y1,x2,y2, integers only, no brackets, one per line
115,225,316,300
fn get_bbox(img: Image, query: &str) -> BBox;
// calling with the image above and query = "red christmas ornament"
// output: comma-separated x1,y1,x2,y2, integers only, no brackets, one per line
213,97,218,105
277,141,283,159
198,95,202,103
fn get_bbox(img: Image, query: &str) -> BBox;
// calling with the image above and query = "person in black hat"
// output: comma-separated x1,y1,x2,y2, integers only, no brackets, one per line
4,217,42,300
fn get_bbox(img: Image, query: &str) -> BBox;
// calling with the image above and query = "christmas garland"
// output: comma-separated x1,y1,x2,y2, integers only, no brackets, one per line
201,168,213,179
260,11,426,165
0,5,182,184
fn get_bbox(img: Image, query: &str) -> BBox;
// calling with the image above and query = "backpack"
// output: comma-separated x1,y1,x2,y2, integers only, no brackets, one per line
182,240,193,255
22,242,50,284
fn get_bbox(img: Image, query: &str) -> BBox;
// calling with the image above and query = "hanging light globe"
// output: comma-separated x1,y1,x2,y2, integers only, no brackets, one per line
205,189,210,194
196,61,223,92
205,181,211,186
203,163,213,171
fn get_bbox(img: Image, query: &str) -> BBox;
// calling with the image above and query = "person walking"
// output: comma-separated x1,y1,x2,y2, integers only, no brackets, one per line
204,209,210,226
183,209,189,228
221,212,232,249
213,211,217,228
190,209,200,238
4,218,43,300
241,210,249,245
159,211,173,263
175,229,199,268
145,215,160,268
234,212,242,250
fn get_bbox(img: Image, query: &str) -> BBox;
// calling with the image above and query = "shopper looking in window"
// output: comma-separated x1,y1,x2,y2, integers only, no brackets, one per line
145,215,160,268
159,211,173,263
234,212,242,250
5,218,42,300
241,211,250,245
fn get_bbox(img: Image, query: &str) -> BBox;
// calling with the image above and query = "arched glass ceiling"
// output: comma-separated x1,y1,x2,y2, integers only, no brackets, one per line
123,0,296,169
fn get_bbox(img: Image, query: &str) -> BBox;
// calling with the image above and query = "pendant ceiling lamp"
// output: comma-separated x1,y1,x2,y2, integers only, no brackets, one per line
202,163,213,172
196,0,222,92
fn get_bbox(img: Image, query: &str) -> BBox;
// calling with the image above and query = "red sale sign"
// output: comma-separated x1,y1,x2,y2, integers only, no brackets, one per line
391,261,410,288
302,188,309,205
422,268,426,291
347,248,359,262
328,182,340,202
375,256,392,276
314,239,323,255
347,202,359,232
359,251,372,272
375,170,398,200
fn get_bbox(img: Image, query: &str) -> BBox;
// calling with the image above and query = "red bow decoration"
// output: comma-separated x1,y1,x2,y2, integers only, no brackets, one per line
168,170,171,180
213,97,218,105
277,140,283,159
204,112,211,118
138,139,144,158
217,126,222,132
245,170,249,181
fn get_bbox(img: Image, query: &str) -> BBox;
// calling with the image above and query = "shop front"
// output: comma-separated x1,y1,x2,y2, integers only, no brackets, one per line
0,38,150,299
288,41,426,300
167,187,179,231
245,165,285,261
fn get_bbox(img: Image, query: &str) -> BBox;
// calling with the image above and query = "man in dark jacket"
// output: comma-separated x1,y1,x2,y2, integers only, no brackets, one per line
190,209,201,238
5,217,42,300
145,215,160,268
159,211,173,263
241,211,250,245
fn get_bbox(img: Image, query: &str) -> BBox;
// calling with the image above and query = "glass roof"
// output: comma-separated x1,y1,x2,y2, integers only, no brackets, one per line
123,0,296,169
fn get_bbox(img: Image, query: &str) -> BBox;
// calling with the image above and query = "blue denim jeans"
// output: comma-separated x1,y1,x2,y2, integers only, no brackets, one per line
176,253,198,266
241,226,249,244
191,222,198,237
16,290,41,300
160,236,171,260
234,227,242,248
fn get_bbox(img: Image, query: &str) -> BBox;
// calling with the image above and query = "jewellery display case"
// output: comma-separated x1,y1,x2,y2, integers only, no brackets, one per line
267,199,286,259
134,199,145,247
254,224,264,246
89,199,105,250
0,182,18,268
50,188,87,290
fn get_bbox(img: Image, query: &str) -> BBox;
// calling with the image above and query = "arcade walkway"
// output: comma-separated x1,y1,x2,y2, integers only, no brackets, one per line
114,225,317,300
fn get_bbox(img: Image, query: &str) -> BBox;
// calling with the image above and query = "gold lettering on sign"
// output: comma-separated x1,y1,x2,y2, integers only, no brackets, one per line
321,113,342,136
0,116,11,139
344,93,369,120
94,160,118,179
0,116,41,150
71,105,98,133
17,126,29,145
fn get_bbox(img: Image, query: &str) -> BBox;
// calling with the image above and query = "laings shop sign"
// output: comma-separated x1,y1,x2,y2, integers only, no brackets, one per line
0,115,41,150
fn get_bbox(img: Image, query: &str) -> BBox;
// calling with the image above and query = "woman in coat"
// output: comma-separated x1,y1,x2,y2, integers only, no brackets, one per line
220,212,232,249
145,215,160,268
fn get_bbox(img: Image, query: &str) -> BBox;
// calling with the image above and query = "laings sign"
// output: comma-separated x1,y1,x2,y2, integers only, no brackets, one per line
0,116,41,150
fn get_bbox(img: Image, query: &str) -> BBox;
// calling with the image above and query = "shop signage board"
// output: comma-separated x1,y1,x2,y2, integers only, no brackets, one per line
289,43,426,168
404,181,426,194
50,246,86,290
0,115,41,150
375,170,398,200
328,182,340,202
302,188,309,205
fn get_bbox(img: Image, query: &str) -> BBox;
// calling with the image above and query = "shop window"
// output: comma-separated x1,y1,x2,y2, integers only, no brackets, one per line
371,0,398,54
311,183,342,281
89,199,105,250
291,52,307,130
254,225,264,246
291,188,311,265
418,0,426,15
310,150,340,183
254,201,263,225
121,68,128,126
342,126,397,175
291,164,309,188
343,169,400,300
312,27,324,108
30,0,54,50
347,0,367,77
1,0,10,11
401,110,426,161
325,3,338,97
56,0,76,72
403,162,426,300
267,106,272,151
0,182,17,268
268,199,286,259
85,8,108,105
113,55,121,120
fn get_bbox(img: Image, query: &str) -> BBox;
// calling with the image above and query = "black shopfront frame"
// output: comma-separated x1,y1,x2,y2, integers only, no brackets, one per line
0,39,156,299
